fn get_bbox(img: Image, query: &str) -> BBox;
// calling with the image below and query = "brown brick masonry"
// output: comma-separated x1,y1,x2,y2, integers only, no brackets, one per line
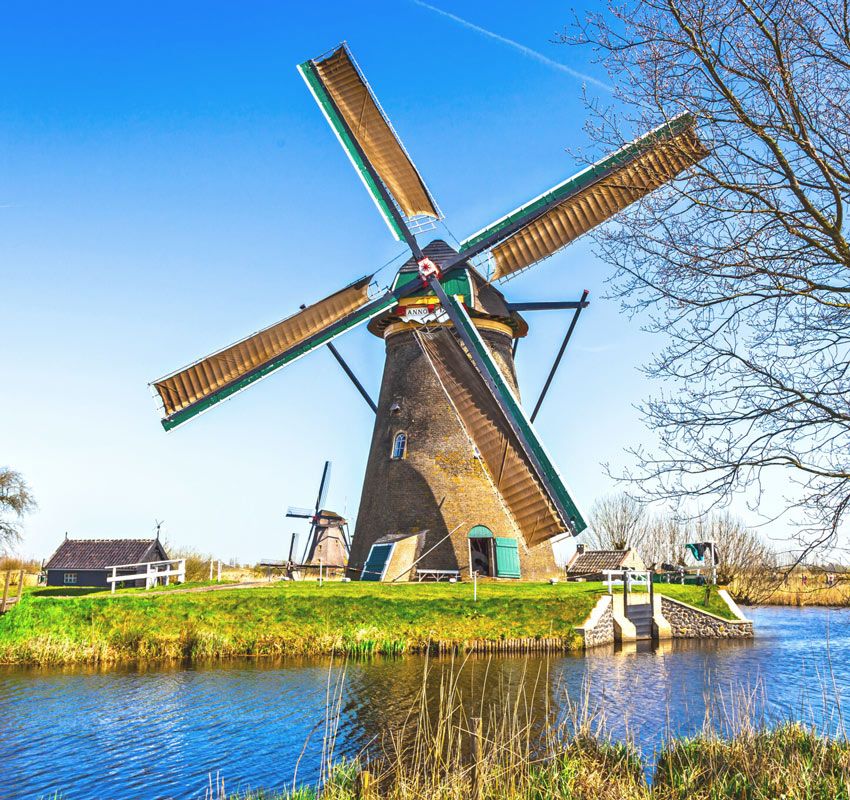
349,323,560,581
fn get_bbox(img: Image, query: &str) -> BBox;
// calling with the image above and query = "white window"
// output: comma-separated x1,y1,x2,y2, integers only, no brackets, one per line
391,432,407,460
63,572,78,585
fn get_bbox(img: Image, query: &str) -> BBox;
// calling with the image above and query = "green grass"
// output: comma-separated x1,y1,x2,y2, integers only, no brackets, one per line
25,579,240,597
1,581,732,666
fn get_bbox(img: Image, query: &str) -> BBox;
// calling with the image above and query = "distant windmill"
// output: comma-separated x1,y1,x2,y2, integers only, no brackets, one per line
151,42,708,581
286,461,350,571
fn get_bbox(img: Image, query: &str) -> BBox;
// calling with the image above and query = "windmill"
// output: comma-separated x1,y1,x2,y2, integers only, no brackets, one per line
151,43,708,582
286,460,350,572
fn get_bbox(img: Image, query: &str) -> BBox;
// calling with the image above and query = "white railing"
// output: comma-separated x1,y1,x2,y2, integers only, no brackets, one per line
602,569,651,594
107,559,186,593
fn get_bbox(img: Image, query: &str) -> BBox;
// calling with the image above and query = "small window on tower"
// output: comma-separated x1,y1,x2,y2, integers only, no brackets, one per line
391,432,407,460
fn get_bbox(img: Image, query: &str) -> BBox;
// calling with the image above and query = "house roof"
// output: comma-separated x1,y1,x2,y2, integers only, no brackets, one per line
44,538,167,570
567,549,633,574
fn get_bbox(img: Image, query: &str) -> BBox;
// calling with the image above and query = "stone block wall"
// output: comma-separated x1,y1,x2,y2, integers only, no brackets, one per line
577,595,615,647
660,596,754,639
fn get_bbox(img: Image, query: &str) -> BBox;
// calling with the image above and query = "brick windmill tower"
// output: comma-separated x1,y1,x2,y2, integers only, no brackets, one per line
150,44,708,580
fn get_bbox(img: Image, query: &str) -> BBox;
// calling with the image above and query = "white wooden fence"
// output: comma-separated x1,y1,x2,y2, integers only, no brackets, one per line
602,569,651,594
107,559,186,593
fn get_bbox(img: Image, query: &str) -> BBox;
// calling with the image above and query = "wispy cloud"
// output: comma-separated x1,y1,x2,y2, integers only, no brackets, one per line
411,0,612,93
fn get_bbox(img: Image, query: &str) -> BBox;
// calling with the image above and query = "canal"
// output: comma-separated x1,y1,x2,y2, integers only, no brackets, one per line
2,606,848,799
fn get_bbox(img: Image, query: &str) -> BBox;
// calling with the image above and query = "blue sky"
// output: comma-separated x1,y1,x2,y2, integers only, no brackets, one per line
2,1,705,562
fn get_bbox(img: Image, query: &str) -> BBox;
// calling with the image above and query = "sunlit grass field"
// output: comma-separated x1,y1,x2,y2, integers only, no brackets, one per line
1,580,732,666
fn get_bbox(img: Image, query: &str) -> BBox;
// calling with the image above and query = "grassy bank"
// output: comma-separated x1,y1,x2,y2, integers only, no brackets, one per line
0,581,730,665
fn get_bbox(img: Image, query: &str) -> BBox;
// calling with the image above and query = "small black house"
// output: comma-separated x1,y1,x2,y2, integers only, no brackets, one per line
44,537,170,588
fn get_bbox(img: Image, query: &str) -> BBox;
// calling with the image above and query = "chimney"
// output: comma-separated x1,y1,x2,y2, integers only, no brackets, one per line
576,543,585,555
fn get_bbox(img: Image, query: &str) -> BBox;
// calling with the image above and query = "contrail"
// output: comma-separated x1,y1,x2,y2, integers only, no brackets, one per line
411,0,612,92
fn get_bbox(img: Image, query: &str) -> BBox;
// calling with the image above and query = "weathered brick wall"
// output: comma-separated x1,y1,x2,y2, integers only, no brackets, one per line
349,323,559,581
661,596,754,639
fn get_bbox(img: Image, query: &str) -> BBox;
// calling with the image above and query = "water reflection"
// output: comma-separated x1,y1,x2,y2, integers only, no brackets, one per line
0,606,848,800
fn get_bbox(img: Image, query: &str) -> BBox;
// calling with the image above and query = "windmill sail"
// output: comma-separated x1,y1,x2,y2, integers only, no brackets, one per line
286,507,314,519
298,44,440,241
460,114,708,280
314,461,331,513
153,276,397,430
415,306,586,548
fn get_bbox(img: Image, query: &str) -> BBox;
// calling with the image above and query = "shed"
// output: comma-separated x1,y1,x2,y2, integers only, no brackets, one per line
43,537,170,588
565,546,645,581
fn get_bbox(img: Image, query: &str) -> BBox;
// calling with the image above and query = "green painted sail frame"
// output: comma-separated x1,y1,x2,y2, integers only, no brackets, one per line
298,58,407,242
392,267,473,301
428,279,588,536
459,113,696,256
157,291,399,431
157,261,485,431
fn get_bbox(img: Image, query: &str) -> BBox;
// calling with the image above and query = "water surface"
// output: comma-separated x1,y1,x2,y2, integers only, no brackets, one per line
1,606,847,800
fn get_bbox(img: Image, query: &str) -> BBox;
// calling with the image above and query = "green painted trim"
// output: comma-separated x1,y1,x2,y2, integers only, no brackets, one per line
459,113,696,254
161,293,398,431
393,268,472,300
297,60,405,242
445,293,588,534
468,525,494,539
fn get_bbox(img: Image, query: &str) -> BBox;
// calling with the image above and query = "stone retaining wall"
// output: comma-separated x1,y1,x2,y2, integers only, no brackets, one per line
660,595,753,639
577,595,615,647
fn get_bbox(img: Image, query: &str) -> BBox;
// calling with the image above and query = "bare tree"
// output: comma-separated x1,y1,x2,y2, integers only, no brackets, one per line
0,468,36,553
565,0,850,560
637,509,774,593
692,511,775,585
640,514,690,569
587,493,649,550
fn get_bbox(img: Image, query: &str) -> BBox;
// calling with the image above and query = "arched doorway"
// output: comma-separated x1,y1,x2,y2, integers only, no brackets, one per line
468,525,494,576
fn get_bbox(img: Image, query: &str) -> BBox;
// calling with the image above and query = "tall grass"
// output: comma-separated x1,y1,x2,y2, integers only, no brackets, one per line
197,656,850,800
733,572,850,607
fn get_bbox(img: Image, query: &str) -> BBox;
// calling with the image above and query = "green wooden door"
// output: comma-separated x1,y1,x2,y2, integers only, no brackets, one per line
494,538,521,578
361,543,394,581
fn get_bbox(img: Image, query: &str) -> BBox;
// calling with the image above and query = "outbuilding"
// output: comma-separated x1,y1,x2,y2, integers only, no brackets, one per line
43,536,170,588
565,545,645,581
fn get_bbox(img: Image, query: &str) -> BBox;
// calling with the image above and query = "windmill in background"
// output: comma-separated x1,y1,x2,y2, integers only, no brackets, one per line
151,42,708,581
286,461,350,574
